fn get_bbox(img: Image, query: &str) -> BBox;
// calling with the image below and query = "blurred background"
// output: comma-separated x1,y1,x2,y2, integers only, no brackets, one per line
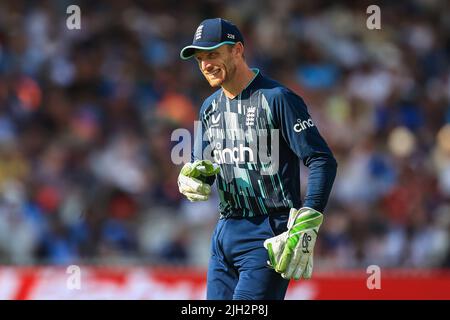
0,0,449,299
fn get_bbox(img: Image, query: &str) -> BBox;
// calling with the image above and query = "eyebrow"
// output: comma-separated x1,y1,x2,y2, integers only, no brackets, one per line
195,50,219,60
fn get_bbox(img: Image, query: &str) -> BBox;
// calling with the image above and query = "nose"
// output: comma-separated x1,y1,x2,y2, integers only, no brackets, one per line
201,60,213,72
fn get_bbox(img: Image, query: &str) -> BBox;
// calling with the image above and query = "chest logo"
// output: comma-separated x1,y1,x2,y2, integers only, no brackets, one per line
245,106,256,126
211,114,221,124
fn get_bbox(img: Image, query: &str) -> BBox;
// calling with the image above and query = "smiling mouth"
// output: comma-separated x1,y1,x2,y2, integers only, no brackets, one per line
206,69,220,76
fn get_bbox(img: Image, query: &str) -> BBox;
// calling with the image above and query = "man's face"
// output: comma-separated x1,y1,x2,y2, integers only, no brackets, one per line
194,45,237,87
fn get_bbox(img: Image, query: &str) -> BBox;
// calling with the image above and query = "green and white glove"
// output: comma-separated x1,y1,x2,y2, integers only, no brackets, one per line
177,160,220,202
263,207,323,280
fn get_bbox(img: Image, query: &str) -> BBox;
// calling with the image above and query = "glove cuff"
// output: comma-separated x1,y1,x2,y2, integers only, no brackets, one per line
287,207,323,230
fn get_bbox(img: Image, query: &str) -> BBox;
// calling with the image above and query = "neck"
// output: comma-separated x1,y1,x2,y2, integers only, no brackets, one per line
222,64,256,99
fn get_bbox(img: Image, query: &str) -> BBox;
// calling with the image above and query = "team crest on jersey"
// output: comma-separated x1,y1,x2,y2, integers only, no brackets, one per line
245,106,256,126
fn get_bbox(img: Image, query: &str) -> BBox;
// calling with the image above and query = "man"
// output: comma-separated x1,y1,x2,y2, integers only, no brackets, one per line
178,18,337,300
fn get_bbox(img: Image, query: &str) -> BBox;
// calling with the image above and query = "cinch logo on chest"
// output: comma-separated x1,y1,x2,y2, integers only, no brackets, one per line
213,143,254,164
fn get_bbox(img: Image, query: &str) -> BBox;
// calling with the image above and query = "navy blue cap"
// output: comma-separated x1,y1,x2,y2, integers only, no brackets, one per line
180,18,244,60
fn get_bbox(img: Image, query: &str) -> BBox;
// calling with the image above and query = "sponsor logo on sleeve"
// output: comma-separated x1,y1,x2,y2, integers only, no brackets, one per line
293,118,315,133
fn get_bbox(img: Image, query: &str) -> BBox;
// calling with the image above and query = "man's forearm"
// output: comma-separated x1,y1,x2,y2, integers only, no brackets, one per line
303,154,337,213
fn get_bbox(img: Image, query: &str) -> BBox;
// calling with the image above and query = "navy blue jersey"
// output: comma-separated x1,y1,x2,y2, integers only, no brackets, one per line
192,69,337,217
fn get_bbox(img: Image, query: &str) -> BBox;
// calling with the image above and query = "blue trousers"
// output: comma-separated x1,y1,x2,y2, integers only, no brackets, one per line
206,212,290,300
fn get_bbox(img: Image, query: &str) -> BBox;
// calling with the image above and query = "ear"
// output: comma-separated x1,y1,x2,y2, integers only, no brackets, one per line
233,42,244,58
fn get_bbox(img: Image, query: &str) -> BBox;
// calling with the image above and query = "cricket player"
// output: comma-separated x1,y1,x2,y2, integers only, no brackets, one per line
178,18,337,300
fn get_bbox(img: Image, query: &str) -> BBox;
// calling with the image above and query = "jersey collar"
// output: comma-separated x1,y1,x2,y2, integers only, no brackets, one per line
226,68,261,100
243,68,260,91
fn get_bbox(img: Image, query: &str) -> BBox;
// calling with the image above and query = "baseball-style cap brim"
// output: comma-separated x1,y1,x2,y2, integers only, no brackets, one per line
180,41,237,60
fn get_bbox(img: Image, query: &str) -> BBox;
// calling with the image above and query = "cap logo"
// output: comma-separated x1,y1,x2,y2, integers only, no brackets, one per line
227,33,235,39
195,25,204,40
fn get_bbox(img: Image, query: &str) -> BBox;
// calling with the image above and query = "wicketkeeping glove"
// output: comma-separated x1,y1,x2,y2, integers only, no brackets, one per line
177,160,220,202
263,207,323,280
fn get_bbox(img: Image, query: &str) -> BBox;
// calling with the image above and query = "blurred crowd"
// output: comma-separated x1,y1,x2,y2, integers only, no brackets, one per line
0,0,449,270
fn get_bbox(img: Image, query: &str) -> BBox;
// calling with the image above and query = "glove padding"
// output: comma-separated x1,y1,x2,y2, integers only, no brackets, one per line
178,160,219,202
263,207,323,280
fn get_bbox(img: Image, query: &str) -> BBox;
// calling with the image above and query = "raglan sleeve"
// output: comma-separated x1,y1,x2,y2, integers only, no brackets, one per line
271,89,337,213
